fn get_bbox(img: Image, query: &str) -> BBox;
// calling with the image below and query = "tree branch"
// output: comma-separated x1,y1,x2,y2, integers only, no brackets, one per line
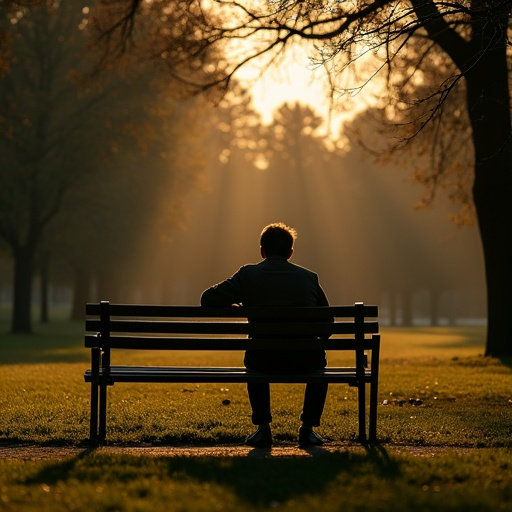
409,0,470,70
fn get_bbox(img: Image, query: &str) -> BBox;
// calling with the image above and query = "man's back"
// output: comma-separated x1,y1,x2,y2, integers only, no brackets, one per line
200,256,329,308
201,254,329,373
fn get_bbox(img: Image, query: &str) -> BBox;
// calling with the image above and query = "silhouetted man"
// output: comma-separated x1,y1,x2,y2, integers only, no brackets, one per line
200,222,330,447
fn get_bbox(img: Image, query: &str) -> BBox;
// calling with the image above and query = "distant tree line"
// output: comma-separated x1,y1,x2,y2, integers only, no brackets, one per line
0,1,487,334
93,1,510,356
0,1,211,331
119,101,484,326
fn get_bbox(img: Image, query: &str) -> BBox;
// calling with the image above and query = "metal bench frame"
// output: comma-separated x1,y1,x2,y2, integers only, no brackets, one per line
84,301,381,445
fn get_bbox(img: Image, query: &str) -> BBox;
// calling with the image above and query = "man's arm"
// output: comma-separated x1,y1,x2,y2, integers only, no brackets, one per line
316,283,330,308
315,280,334,336
200,271,244,307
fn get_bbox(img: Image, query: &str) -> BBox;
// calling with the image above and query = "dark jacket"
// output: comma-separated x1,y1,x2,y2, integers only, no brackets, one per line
200,256,329,372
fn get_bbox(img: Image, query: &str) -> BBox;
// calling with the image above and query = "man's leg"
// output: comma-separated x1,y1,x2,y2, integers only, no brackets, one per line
300,383,328,427
247,382,272,425
298,383,328,446
245,383,273,447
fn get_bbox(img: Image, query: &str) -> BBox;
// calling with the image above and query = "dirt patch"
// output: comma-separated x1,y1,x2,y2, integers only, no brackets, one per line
0,446,86,460
0,443,472,460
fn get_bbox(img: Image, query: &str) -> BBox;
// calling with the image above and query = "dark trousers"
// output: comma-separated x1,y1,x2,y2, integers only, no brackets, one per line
244,349,328,426
247,381,328,426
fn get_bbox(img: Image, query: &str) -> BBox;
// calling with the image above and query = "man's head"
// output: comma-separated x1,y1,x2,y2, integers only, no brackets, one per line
260,222,297,259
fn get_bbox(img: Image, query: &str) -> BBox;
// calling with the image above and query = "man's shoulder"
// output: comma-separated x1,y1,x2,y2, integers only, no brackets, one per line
287,261,319,277
237,262,260,273
242,258,319,277
264,258,320,279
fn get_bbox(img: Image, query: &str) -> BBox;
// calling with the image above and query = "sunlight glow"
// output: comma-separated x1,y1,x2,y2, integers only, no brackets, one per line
238,56,329,124
235,44,376,136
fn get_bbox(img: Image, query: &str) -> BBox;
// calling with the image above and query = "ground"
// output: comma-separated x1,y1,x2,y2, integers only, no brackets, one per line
0,442,472,460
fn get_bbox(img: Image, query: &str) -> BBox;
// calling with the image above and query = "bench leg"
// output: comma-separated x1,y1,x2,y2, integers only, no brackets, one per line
369,336,381,443
369,381,378,442
356,347,367,443
89,347,101,446
357,382,367,442
89,382,99,446
98,383,108,443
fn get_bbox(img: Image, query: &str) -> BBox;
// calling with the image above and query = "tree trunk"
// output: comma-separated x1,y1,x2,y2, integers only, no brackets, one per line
401,289,413,326
473,144,512,357
97,268,122,303
39,250,50,323
389,292,398,326
430,290,440,327
465,11,512,356
71,266,91,321
11,247,34,333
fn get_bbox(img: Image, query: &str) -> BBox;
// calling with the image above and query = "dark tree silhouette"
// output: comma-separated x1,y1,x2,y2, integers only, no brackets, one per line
0,1,204,331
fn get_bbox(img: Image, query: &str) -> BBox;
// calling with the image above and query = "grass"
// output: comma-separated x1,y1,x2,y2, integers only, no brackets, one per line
1,314,512,510
1,449,512,511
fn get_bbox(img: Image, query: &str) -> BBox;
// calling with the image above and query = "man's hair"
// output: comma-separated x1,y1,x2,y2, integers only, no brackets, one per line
260,222,297,257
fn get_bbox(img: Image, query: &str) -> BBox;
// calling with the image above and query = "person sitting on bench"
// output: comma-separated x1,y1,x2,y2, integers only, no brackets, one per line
200,222,331,448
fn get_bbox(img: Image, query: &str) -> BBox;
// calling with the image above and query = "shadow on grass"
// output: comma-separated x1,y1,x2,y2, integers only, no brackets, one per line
22,444,399,506
498,356,512,370
0,320,86,365
166,446,398,505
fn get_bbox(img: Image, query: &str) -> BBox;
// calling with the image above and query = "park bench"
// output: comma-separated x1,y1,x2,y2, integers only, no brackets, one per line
84,301,381,446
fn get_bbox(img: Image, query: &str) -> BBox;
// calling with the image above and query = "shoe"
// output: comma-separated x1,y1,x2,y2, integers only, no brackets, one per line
245,426,272,448
298,427,324,447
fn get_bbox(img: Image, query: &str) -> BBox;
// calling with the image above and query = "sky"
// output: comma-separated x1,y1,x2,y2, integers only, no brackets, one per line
239,54,330,124
235,44,372,133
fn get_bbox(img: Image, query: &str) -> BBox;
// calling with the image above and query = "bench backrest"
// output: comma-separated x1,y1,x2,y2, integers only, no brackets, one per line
85,301,379,353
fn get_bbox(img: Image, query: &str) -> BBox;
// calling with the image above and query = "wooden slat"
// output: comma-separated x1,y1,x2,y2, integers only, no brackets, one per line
85,319,379,336
95,365,361,372
84,366,370,384
86,303,378,319
84,334,379,350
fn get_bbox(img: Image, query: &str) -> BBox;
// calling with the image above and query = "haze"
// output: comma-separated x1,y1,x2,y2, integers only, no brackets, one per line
125,131,485,327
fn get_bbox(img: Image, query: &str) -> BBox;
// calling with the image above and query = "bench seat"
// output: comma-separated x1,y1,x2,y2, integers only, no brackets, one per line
84,366,372,384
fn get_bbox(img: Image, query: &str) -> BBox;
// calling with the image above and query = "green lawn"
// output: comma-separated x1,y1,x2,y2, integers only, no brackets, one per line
1,316,511,511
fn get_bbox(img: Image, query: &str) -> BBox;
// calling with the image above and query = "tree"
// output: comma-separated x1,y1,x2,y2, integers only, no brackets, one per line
99,0,512,356
49,95,208,319
0,1,205,331
346,37,475,224
0,1,102,332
